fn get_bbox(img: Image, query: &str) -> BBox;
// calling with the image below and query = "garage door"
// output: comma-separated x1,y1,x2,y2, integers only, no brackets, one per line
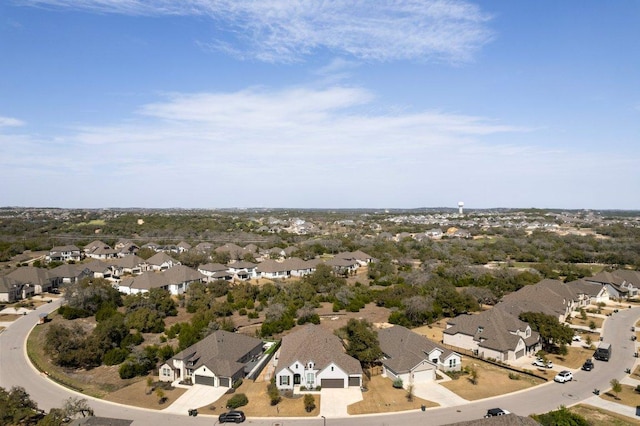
194,375,215,386
515,349,525,359
412,369,435,383
321,379,344,388
219,377,230,387
348,377,361,387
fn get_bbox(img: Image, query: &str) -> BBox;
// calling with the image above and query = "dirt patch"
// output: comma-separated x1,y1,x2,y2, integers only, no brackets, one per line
571,316,604,329
348,375,437,415
198,379,319,417
104,378,187,409
412,320,448,343
570,404,640,426
547,346,596,369
441,358,545,400
314,303,391,333
0,313,22,321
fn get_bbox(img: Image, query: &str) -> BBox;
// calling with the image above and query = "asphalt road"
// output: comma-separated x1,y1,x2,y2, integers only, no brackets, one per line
1,300,639,426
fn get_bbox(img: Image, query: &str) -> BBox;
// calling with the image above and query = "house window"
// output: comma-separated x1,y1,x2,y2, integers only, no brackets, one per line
280,376,289,386
331,366,334,371
162,368,171,376
448,359,457,368
306,373,314,384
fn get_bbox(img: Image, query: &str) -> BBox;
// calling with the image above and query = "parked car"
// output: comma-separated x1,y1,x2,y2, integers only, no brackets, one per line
218,410,246,423
582,358,594,371
554,370,573,383
532,358,553,368
572,335,581,342
485,408,510,418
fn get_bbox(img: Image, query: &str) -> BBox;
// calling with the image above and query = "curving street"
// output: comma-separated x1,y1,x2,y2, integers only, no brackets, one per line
2,300,639,425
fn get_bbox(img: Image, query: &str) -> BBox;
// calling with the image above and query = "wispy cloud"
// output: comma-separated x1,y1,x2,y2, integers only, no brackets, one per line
0,115,25,127
20,0,493,63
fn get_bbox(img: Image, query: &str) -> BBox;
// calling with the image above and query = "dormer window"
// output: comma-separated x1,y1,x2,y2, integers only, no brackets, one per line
308,361,314,369
477,326,484,333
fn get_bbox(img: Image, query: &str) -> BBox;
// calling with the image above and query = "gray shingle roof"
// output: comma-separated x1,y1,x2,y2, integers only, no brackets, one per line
445,309,537,352
171,330,262,377
378,325,459,373
276,324,362,376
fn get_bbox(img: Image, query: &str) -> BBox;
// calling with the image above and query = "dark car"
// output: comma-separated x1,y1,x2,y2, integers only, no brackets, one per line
218,410,246,423
485,408,510,418
582,358,594,371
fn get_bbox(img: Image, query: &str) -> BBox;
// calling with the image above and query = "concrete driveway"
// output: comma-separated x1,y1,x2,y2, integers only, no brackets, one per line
320,388,362,417
412,382,468,407
161,384,228,414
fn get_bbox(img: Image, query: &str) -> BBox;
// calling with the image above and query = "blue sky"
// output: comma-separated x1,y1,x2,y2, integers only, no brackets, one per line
1,1,638,209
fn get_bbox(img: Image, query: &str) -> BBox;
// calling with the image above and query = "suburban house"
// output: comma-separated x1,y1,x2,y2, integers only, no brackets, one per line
256,258,319,279
275,324,363,390
565,278,610,306
443,308,540,362
0,276,22,302
50,264,92,285
334,250,375,266
117,265,204,295
586,270,640,300
83,260,115,281
109,255,146,276
497,279,575,322
46,245,82,263
159,330,263,387
377,325,461,387
176,241,192,253
145,252,179,271
227,261,258,280
215,243,248,260
198,263,233,282
84,241,119,260
114,240,139,257
6,266,55,294
324,257,359,275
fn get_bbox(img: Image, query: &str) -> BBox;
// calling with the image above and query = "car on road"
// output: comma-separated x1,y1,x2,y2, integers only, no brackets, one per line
532,358,553,368
218,410,246,423
484,408,511,418
582,358,594,371
554,370,573,383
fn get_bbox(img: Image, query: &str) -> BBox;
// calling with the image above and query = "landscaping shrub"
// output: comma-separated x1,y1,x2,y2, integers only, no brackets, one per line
303,394,316,412
103,348,128,366
393,378,403,389
267,383,281,406
226,393,248,409
233,378,243,389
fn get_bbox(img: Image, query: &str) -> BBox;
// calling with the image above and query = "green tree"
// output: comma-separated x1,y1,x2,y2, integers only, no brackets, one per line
519,311,574,352
610,378,622,400
339,319,383,371
532,405,589,426
0,386,39,425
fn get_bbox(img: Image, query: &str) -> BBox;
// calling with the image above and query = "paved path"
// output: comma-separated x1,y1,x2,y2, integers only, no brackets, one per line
413,381,468,407
161,384,228,414
320,388,363,417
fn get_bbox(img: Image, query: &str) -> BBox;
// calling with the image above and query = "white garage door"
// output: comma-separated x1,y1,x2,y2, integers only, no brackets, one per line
411,369,435,384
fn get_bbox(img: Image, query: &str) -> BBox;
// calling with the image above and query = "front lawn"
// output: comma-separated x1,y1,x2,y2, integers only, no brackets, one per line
199,379,319,417
441,359,545,400
347,375,438,415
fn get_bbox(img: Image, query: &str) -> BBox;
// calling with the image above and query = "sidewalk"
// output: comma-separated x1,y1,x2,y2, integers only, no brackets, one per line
582,395,640,420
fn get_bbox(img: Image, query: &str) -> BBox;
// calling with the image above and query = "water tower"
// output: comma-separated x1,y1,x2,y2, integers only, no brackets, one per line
458,201,464,215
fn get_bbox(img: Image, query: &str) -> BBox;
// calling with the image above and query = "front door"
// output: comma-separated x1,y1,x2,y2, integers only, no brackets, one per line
293,374,301,385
